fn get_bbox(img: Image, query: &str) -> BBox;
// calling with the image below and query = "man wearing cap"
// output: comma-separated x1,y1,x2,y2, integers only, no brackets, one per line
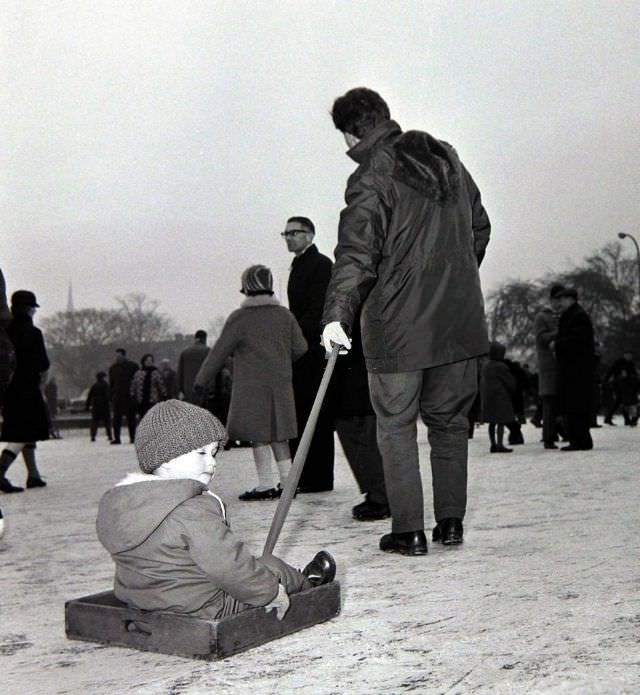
321,87,490,555
0,290,50,492
283,216,335,492
553,287,596,450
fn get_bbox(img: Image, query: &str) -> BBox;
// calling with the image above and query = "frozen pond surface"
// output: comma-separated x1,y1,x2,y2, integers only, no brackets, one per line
1,421,639,694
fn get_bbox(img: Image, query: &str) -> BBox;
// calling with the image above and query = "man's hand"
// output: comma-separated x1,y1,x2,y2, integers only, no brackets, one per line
322,321,352,353
266,584,290,621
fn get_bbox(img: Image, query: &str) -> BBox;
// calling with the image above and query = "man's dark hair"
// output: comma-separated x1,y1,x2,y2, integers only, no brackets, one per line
194,330,207,341
331,87,391,139
115,348,126,356
286,216,315,234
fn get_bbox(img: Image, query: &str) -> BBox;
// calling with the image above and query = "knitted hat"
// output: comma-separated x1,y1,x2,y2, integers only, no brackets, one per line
240,265,273,295
135,400,227,474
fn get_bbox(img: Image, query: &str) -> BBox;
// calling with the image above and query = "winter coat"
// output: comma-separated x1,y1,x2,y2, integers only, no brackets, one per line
86,380,111,416
322,120,490,373
177,342,210,403
130,366,167,411
534,307,558,396
160,367,178,399
1,314,50,442
108,358,138,407
555,302,595,415
0,269,14,408
195,296,308,442
606,358,639,405
96,475,280,619
481,359,516,424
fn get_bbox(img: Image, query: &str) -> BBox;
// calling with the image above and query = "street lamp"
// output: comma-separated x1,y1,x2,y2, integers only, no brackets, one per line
617,232,640,302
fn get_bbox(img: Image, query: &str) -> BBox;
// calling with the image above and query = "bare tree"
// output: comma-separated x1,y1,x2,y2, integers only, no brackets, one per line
115,293,176,343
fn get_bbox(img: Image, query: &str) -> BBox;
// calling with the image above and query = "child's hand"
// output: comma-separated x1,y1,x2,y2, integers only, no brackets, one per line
267,584,290,621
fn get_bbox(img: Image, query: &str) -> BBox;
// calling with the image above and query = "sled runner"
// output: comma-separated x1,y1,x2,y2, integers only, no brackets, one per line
65,348,341,659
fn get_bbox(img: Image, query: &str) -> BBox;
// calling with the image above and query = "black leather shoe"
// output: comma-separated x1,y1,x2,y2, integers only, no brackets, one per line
490,445,513,453
0,478,24,493
302,550,336,586
543,442,558,450
110,440,121,445
432,518,463,545
26,477,47,489
352,497,390,521
379,530,428,556
561,444,593,451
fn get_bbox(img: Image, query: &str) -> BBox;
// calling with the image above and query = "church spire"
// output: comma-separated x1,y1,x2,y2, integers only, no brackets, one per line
66,281,74,313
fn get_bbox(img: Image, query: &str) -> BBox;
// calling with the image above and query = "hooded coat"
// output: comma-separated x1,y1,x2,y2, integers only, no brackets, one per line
322,121,490,373
96,475,280,619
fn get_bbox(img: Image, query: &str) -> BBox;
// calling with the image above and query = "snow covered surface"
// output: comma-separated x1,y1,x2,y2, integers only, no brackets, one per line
1,421,638,694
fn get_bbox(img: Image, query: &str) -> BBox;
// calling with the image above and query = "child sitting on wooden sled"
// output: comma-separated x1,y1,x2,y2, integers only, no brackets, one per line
96,399,335,619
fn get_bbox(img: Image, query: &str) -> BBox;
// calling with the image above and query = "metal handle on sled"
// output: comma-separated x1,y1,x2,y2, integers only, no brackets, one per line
263,346,340,556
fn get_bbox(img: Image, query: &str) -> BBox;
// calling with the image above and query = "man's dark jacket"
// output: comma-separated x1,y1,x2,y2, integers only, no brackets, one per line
555,302,595,414
323,120,490,373
109,359,138,407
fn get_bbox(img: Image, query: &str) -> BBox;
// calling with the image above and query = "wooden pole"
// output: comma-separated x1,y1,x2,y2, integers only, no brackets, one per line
263,346,339,556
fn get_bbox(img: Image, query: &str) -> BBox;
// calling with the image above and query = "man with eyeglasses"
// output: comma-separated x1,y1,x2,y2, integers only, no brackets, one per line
283,217,335,492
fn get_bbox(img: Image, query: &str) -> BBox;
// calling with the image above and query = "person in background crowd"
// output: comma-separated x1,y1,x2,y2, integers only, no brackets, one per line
590,342,603,428
0,290,50,492
321,87,490,554
604,349,638,426
283,216,336,494
44,375,62,439
503,358,528,445
177,330,209,404
109,348,138,445
159,358,178,399
0,269,15,533
86,371,113,442
481,342,516,453
534,285,562,449
332,316,389,521
130,353,167,418
195,265,307,500
553,287,595,451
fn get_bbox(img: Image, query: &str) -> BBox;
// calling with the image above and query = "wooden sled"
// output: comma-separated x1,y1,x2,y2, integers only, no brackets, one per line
65,581,340,660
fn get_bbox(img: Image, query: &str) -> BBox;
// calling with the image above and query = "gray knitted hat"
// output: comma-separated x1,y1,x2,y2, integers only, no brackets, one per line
135,399,227,474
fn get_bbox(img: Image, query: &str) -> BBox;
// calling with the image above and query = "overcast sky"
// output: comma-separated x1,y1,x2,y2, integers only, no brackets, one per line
4,0,640,334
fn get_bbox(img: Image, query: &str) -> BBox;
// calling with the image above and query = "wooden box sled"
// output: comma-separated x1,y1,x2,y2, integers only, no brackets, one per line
65,581,340,660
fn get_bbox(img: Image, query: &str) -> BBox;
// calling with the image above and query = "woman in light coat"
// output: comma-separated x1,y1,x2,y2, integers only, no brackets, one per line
195,266,307,500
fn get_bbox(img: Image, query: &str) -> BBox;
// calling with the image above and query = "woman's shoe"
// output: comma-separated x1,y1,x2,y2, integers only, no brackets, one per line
238,487,279,501
490,445,513,453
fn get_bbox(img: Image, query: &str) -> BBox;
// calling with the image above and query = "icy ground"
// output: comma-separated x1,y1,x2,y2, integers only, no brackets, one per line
1,421,639,695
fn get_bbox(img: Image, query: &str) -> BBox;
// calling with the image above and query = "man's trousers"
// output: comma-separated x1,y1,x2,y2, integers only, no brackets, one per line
368,359,478,533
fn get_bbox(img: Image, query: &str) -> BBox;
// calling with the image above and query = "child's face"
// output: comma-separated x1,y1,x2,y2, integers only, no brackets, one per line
159,442,221,486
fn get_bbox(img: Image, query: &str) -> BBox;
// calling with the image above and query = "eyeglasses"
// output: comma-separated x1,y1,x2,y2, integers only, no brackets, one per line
280,230,308,238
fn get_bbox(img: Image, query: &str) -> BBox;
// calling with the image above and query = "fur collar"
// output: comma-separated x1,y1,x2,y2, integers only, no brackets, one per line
393,130,462,205
241,295,280,308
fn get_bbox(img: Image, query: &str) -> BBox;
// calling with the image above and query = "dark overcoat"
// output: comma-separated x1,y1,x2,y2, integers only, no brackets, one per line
109,358,138,408
177,342,210,404
1,314,50,442
534,307,558,396
322,121,490,373
86,380,111,417
480,359,516,424
555,302,595,415
195,297,307,442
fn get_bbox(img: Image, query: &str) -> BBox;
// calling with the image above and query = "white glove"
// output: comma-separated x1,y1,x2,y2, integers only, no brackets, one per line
266,583,290,621
322,321,352,353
